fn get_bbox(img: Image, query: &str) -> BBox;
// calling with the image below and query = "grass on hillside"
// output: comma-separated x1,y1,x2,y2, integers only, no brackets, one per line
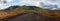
0,6,60,20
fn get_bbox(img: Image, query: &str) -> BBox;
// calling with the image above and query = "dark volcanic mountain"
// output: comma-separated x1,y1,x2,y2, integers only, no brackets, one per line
4,5,20,11
2,6,42,12
0,5,20,11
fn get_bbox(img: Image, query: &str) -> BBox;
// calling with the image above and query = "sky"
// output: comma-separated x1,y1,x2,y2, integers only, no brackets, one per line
0,0,40,10
0,0,60,10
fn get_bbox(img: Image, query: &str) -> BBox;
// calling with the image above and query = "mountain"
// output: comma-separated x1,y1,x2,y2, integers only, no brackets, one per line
5,5,20,10
0,5,47,20
1,5,44,12
1,5,20,11
0,5,60,21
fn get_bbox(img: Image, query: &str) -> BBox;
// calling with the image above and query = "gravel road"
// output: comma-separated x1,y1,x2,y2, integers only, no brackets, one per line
0,12,52,21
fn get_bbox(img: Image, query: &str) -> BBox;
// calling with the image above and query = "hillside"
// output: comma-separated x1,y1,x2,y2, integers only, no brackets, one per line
0,5,60,21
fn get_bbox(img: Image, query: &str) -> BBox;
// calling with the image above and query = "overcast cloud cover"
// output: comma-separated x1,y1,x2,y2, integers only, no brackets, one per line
0,0,60,10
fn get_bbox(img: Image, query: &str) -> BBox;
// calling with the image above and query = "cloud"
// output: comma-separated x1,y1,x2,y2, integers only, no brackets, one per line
6,0,12,2
19,0,40,6
0,0,60,10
